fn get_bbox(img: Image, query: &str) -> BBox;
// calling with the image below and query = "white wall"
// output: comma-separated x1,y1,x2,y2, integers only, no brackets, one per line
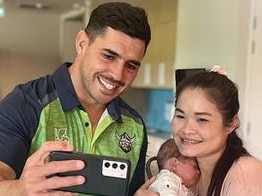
0,10,61,98
174,0,245,128
175,0,241,76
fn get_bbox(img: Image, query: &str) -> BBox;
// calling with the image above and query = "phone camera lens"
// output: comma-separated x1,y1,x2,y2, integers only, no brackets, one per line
104,162,110,168
112,163,118,169
120,164,126,170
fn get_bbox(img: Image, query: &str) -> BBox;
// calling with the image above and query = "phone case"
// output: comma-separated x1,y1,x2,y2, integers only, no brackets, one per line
49,151,131,196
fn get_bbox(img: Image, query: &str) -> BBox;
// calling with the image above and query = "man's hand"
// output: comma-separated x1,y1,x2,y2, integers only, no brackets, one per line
0,141,85,195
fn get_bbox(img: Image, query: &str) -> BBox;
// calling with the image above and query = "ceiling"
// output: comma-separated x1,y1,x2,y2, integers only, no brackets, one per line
3,0,146,16
5,0,90,15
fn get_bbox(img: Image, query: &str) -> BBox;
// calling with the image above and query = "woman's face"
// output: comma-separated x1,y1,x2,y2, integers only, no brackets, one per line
171,88,232,160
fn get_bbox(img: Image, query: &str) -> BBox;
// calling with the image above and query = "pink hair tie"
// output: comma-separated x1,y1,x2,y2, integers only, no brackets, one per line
210,65,228,77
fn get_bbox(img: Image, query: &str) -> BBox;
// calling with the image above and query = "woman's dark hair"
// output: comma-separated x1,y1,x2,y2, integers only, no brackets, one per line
175,72,249,196
85,2,151,54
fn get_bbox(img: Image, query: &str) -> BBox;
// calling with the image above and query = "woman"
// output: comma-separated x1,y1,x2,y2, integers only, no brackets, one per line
173,71,262,195
136,70,262,195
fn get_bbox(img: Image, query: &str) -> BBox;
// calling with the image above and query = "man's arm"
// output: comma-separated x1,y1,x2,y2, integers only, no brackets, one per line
0,161,17,195
0,161,16,181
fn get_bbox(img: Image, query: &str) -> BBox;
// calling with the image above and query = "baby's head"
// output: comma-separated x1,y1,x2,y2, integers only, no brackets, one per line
157,139,200,187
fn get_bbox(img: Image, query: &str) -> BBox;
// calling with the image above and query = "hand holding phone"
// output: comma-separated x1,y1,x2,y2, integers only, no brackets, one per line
49,151,131,196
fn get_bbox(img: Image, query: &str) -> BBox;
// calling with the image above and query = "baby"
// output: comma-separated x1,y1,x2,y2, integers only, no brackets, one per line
149,139,200,196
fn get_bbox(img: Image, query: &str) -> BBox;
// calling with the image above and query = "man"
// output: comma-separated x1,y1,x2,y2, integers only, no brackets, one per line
0,2,151,195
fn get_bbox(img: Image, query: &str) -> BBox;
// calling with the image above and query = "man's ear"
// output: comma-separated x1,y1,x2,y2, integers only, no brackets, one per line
227,114,239,134
75,30,88,54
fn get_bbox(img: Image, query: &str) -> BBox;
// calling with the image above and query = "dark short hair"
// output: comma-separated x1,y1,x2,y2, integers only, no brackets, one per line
85,2,151,54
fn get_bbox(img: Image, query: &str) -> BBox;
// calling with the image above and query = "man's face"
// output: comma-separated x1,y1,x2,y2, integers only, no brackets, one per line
74,27,146,106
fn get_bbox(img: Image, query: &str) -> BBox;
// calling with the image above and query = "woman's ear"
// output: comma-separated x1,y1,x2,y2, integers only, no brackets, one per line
227,114,239,134
75,30,88,54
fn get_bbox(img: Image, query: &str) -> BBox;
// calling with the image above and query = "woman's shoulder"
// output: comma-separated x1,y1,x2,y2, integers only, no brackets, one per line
221,155,262,195
235,155,262,171
229,155,262,178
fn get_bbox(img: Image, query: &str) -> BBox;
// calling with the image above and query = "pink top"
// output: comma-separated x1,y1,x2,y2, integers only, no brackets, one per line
221,156,262,195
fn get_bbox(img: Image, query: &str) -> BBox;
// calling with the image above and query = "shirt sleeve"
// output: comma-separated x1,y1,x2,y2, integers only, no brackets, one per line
0,85,40,177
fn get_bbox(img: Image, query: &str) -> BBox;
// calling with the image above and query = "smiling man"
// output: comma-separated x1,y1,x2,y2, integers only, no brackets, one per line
0,2,151,195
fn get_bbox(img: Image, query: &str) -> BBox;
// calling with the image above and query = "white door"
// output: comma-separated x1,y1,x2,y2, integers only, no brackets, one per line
244,0,262,160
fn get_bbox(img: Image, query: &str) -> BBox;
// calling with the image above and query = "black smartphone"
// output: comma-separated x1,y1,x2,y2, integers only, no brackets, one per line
49,151,131,196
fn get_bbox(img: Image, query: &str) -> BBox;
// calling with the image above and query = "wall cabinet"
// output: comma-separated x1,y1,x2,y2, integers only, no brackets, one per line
132,0,177,89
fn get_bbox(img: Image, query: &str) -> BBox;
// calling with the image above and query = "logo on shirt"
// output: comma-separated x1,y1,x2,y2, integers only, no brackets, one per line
55,128,70,142
116,132,135,153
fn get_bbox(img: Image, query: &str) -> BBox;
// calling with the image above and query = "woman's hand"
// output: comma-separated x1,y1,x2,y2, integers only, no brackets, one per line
134,176,160,196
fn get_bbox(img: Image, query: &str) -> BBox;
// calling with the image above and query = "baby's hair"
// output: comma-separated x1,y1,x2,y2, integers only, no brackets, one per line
157,138,183,170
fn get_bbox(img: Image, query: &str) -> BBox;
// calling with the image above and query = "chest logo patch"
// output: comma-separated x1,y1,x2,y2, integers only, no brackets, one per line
117,132,135,153
55,128,69,142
